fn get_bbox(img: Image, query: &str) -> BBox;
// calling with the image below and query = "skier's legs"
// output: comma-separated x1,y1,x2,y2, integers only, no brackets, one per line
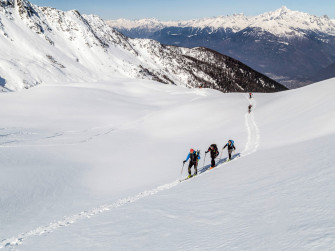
211,157,215,167
188,162,193,175
194,161,198,175
188,162,196,175
228,149,233,160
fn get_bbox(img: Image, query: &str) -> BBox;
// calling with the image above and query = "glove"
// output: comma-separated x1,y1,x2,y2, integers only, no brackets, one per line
205,151,208,154
183,160,186,164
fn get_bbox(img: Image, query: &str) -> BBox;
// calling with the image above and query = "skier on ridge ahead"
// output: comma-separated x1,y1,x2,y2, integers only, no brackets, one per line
248,104,252,113
222,140,236,161
183,149,200,178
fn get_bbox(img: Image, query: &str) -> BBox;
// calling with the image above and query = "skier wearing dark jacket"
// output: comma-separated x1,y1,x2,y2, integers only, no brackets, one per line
183,149,200,177
248,104,252,113
222,140,236,160
205,144,219,169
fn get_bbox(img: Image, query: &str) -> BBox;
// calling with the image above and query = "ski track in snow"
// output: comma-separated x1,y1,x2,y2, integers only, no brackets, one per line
0,181,181,250
0,95,260,250
241,95,260,156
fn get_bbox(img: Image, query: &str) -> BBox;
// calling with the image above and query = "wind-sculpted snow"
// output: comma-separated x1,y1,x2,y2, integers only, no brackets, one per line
0,126,115,147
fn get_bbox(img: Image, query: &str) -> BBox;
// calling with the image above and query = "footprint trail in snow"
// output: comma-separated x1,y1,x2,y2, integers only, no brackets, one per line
242,95,260,156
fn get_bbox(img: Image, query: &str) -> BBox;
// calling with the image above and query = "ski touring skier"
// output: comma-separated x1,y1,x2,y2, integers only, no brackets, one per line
183,149,200,178
205,144,219,169
248,104,252,113
249,93,253,99
222,140,236,161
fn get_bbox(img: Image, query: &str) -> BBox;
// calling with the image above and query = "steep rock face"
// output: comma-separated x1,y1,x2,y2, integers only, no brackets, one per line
108,7,335,88
0,0,286,92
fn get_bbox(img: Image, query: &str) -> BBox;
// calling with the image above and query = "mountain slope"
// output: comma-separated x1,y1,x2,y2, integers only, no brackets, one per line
0,0,286,92
108,7,335,88
0,77,334,250
310,62,335,82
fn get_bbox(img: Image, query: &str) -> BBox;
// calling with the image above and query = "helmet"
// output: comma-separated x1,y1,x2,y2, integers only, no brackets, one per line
190,148,194,153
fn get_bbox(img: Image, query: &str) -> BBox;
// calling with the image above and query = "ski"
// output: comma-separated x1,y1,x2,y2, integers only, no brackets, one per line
179,153,241,182
179,175,196,182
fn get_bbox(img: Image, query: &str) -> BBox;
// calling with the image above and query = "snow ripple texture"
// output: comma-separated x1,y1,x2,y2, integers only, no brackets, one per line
0,95,260,250
0,126,115,148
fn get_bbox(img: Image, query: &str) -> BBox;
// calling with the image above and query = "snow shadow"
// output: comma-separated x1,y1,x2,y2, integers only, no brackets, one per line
0,76,6,87
216,152,241,166
198,152,241,174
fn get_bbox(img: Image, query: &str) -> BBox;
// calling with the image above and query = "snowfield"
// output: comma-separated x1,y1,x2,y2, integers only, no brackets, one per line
0,77,335,250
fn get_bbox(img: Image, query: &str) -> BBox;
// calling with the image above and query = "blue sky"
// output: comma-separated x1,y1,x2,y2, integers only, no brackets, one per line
30,0,335,20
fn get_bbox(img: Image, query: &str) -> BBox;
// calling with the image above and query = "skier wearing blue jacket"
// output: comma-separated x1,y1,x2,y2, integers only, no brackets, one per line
183,149,200,178
222,140,236,160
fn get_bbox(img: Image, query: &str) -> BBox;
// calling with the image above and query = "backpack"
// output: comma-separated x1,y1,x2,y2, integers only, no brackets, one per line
190,150,200,162
210,144,219,157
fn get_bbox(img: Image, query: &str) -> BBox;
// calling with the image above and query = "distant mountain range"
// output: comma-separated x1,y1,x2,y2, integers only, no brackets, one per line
107,6,335,88
0,0,286,92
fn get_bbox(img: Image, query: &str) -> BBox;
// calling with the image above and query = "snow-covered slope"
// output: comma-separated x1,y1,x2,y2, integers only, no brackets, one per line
0,0,285,92
108,6,335,37
0,76,334,249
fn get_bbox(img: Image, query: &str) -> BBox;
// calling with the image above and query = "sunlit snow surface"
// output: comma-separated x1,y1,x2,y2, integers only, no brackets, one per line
1,78,335,250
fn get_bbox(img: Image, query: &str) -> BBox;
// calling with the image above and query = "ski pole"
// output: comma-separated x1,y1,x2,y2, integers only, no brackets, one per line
202,152,207,168
219,151,223,162
181,162,185,175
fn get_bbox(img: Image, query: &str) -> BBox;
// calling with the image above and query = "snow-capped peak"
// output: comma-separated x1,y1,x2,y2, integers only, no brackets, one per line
253,6,335,36
278,5,289,13
0,0,285,91
107,7,335,37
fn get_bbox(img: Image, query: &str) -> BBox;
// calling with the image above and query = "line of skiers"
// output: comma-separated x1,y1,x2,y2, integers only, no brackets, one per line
183,93,253,178
183,140,236,178
249,93,253,113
